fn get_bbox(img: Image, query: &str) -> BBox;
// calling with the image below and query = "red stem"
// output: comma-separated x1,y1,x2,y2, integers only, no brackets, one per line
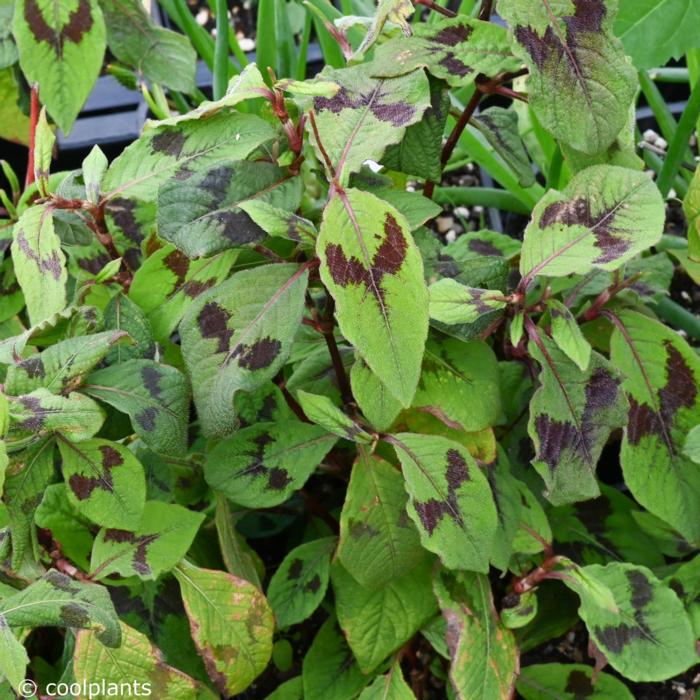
322,297,354,405
25,85,40,189
415,0,456,17
478,0,494,20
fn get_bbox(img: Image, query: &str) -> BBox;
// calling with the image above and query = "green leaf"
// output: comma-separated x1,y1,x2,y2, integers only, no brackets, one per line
128,245,237,342
157,162,301,259
371,17,520,88
90,500,204,580
74,622,209,699
34,108,54,195
3,439,54,570
101,112,275,253
82,145,108,204
84,359,190,456
528,335,627,505
215,494,262,587
391,433,498,571
516,663,634,699
358,662,416,700
148,64,267,129
8,389,105,442
0,569,120,646
174,560,274,696
333,557,437,673
0,623,28,693
614,0,700,70
349,359,403,432
609,309,700,545
0,68,29,145
100,0,197,92
473,107,535,187
0,1,18,69
238,201,318,245
302,615,368,700
428,279,506,325
13,0,106,133
306,64,430,184
318,189,428,406
548,299,591,371
338,448,422,589
266,677,303,700
267,536,335,628
11,204,67,325
103,293,154,362
568,561,698,681
520,166,664,285
4,330,129,395
58,437,146,528
434,569,518,699
500,0,637,155
382,79,449,182
414,338,501,432
204,420,336,507
35,483,93,570
180,263,309,437
684,424,700,463
296,390,372,442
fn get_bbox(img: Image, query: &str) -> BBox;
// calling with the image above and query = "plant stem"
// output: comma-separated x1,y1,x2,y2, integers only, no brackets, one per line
322,297,353,405
25,85,40,189
213,0,229,99
477,0,493,20
415,0,456,17
656,74,700,197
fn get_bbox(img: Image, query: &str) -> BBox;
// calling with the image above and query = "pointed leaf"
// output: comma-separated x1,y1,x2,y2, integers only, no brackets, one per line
58,437,146,528
528,335,627,505
428,278,506,326
338,448,422,589
391,433,498,571
180,263,309,437
548,299,591,371
84,359,190,456
609,309,700,545
358,662,416,700
204,420,336,507
319,189,428,405
501,0,637,155
434,569,518,700
516,663,634,700
11,204,67,324
13,0,106,132
267,537,335,628
296,390,372,442
90,501,204,580
349,359,403,432
520,165,664,284
174,561,274,696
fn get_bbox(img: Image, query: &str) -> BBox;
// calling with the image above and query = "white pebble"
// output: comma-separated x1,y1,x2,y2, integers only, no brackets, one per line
239,37,256,52
195,9,208,25
445,230,457,243
454,206,470,218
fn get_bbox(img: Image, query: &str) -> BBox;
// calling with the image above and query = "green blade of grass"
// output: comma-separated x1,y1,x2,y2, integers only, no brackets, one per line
213,0,229,99
433,186,532,215
656,74,700,198
256,0,277,80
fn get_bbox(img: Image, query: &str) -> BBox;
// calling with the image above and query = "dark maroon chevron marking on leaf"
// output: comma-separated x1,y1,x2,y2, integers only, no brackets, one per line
107,197,141,243
238,432,292,491
60,603,89,628
136,407,158,432
214,210,266,245
142,366,163,399
15,228,63,280
326,213,408,305
15,395,47,431
230,337,282,370
433,23,472,46
151,131,187,158
565,670,595,698
182,278,216,298
627,569,653,610
313,87,416,126
25,0,93,57
198,301,233,353
539,196,631,264
349,520,381,539
200,165,234,208
414,448,470,535
469,289,495,315
535,368,620,473
514,0,606,70
103,528,158,576
288,559,303,580
628,340,697,447
18,356,46,379
467,237,503,257
163,249,190,289
68,445,123,501
306,575,321,593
